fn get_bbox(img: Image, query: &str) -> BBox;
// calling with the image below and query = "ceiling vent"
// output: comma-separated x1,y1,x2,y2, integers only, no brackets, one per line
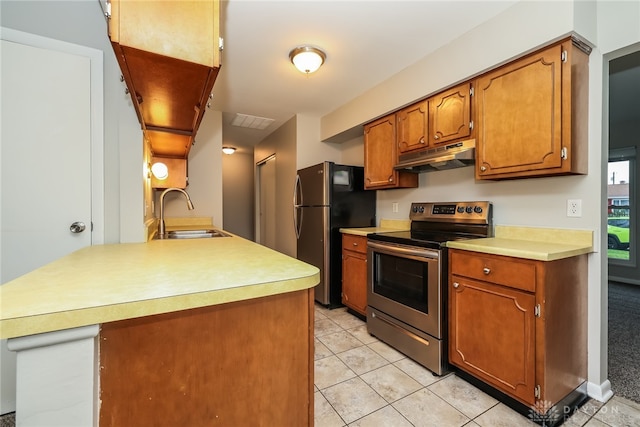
231,113,274,130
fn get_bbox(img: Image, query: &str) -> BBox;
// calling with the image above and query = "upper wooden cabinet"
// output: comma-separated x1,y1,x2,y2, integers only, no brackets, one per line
397,101,428,154
475,37,589,180
396,82,473,155
428,82,473,146
107,0,221,159
364,115,418,190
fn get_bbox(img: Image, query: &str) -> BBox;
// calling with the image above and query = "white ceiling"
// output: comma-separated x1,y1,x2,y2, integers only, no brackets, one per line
210,0,519,152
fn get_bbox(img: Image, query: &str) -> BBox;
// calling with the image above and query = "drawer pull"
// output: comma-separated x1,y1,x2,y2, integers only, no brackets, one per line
483,267,491,275
353,242,358,246
453,282,459,288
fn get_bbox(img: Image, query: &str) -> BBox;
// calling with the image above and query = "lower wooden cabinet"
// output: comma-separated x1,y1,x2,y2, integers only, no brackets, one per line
341,234,368,316
449,249,587,410
99,289,314,426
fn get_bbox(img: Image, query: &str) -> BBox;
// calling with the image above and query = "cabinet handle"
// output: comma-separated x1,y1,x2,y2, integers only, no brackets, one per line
420,137,425,144
483,267,491,275
453,282,459,288
434,134,440,140
353,242,358,246
480,166,487,172
388,177,393,182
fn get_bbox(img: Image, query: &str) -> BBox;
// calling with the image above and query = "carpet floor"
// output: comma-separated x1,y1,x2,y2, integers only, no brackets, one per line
608,280,640,404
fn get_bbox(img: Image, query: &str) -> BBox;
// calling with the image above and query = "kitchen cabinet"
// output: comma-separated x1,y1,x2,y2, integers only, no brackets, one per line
397,101,429,153
363,115,419,190
428,82,473,146
341,234,368,316
397,81,473,154
107,0,221,160
448,249,587,414
475,36,590,180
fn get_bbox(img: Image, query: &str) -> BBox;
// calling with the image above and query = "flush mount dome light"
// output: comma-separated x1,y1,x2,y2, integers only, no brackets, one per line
289,46,326,74
222,146,236,155
150,162,169,180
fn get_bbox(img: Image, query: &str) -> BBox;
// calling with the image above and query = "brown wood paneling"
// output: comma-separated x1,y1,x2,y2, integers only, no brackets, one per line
397,101,428,153
428,82,472,145
536,255,588,404
99,289,313,426
450,250,537,292
342,234,367,254
449,275,536,405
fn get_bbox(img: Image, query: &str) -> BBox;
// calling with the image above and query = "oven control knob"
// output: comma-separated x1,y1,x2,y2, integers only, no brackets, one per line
457,206,465,213
474,206,483,214
418,206,425,213
465,206,473,214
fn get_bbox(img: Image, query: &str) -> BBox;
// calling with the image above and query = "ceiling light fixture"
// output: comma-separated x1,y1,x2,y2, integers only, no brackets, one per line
222,146,236,155
289,46,326,74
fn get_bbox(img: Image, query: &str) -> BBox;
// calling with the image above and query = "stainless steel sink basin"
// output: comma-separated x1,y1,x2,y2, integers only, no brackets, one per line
163,229,231,239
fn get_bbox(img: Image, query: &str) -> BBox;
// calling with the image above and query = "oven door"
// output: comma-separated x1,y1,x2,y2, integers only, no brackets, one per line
367,240,442,339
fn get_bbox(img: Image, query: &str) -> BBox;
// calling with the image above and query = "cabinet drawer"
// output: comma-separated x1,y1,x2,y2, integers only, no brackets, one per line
450,250,536,293
342,234,367,254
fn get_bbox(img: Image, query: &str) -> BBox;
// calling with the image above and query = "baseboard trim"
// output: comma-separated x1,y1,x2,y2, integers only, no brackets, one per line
587,379,614,403
609,276,640,286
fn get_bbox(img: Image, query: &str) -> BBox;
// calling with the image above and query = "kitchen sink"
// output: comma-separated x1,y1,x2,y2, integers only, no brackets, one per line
162,229,231,239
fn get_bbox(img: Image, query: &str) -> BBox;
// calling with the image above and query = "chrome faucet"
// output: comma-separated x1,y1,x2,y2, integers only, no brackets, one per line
158,188,195,239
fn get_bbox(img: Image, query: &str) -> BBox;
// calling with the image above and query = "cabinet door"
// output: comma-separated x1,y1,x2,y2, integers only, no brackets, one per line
476,44,563,179
364,116,418,190
449,275,536,405
397,101,428,153
428,82,472,146
342,249,368,316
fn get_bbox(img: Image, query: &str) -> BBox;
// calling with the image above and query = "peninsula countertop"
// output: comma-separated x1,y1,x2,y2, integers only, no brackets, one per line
0,234,319,339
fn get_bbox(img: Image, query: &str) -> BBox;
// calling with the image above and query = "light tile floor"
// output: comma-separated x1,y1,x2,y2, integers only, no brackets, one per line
314,304,640,427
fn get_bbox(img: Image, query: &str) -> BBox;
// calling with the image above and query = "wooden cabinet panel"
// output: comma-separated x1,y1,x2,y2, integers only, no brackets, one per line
342,233,367,254
450,275,536,405
450,250,536,293
397,101,428,153
342,234,368,315
100,289,314,426
428,82,472,145
476,37,589,180
449,248,588,413
364,115,418,190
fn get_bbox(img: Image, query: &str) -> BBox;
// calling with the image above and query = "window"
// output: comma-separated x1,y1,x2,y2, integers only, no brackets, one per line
608,148,635,264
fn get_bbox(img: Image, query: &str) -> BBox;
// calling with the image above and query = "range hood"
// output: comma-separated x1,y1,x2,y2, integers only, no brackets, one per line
395,139,476,173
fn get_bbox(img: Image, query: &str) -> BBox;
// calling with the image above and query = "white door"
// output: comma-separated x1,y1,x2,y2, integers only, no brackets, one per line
0,31,103,414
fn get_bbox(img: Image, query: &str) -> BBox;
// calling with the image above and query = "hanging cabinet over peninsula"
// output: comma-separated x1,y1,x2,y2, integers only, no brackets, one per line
106,0,221,159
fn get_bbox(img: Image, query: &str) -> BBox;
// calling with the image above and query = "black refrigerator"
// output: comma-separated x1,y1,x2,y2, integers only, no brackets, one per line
294,162,376,307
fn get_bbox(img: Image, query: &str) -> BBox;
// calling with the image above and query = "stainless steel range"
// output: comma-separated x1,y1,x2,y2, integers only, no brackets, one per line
366,201,492,375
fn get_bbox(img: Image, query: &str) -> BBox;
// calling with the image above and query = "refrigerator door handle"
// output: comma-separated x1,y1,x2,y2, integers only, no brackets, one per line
293,175,302,239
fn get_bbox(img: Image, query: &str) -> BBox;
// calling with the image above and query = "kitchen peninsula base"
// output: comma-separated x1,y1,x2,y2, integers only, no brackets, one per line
100,289,314,426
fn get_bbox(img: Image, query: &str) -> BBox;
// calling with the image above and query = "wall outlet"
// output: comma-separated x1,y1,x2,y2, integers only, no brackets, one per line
567,199,582,217
392,202,399,213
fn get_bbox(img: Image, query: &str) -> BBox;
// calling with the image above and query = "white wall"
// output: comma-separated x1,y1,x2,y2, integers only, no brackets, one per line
222,150,255,240
158,110,224,227
295,114,343,169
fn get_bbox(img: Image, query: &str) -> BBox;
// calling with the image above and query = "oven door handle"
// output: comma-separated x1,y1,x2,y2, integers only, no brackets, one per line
367,241,440,260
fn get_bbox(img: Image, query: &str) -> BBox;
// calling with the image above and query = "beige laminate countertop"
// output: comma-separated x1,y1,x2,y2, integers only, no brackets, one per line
0,234,319,340
446,225,594,261
340,219,410,236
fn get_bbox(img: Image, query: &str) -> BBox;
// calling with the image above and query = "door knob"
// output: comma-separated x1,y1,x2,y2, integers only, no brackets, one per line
70,222,86,233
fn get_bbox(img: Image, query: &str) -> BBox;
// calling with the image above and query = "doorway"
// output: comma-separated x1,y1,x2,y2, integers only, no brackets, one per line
256,155,277,250
606,47,640,405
